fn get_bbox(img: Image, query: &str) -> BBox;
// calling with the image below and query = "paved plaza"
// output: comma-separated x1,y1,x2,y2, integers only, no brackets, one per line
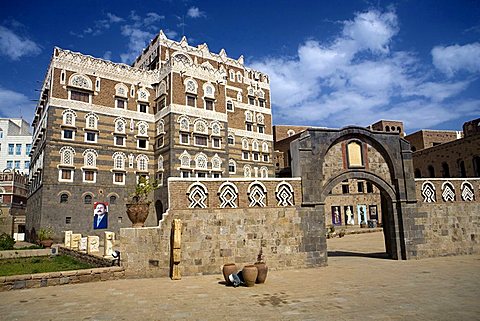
0,232,479,321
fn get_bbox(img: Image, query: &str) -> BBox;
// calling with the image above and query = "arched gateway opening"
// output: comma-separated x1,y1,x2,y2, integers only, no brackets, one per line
291,126,419,260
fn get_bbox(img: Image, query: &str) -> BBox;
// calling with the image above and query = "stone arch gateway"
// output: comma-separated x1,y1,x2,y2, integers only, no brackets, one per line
291,126,421,260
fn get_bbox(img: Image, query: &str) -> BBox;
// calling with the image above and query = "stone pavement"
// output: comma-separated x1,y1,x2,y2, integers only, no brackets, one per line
0,232,479,321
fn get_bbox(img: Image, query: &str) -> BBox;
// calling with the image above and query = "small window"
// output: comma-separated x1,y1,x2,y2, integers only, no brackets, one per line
70,90,90,102
180,133,190,145
197,172,207,178
138,139,147,149
242,151,249,160
212,137,221,148
85,132,96,143
229,163,235,173
253,153,259,161
110,195,117,204
357,182,364,193
181,171,190,178
63,130,74,140
60,193,69,203
195,136,207,146
114,136,125,146
228,135,234,145
66,216,71,224
61,169,72,180
84,195,92,204
157,136,164,147
342,184,349,194
259,99,265,108
84,170,95,182
263,154,269,162
366,182,373,193
116,98,126,109
258,125,265,134
205,99,214,111
226,101,233,111
246,123,253,131
187,95,196,107
248,97,255,105
213,173,221,178
114,173,125,184
139,103,148,113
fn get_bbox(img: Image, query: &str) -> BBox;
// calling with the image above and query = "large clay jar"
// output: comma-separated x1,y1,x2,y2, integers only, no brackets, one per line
126,203,150,227
222,263,237,285
242,265,258,287
254,262,268,284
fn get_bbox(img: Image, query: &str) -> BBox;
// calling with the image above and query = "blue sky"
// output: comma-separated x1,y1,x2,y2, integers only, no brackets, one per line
0,0,479,133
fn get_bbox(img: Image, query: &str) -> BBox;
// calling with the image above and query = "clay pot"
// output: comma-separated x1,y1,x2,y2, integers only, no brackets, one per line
242,265,258,287
254,262,268,284
126,203,150,227
40,240,53,248
222,263,237,285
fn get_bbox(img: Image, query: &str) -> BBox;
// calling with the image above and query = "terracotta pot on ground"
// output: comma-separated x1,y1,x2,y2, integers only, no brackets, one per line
222,263,237,285
254,262,268,284
126,203,150,227
242,265,258,287
40,240,53,248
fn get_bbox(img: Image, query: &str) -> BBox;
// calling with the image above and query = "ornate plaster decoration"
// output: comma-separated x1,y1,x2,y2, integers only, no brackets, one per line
248,181,267,207
460,181,475,201
441,181,455,202
187,182,208,208
276,181,294,206
218,182,238,208
421,181,436,203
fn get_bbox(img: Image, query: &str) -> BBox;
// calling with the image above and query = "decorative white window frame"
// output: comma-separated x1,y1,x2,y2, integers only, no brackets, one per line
193,118,209,135
262,142,269,153
421,181,436,203
136,154,149,172
203,82,215,99
68,73,93,90
260,166,268,178
252,140,259,151
180,132,190,145
156,120,165,135
61,129,76,141
236,71,243,83
58,169,74,183
157,81,167,97
245,111,253,123
172,52,193,65
112,152,126,170
60,69,66,85
114,117,127,134
137,121,149,137
184,78,198,94
242,137,249,150
130,84,135,98
114,135,126,147
244,165,252,178
211,137,221,149
82,169,97,184
210,121,222,136
195,152,208,170
211,154,222,171
441,181,456,202
226,100,234,112
62,109,77,127
237,91,242,102
84,131,98,144
179,150,191,168
247,181,267,207
460,181,475,201
137,87,150,102
187,182,208,208
157,155,164,171
257,113,265,124
137,102,149,114
115,83,129,98
137,138,149,150
242,151,250,160
85,113,98,130
59,146,75,166
228,133,235,146
276,181,294,206
82,149,98,169
115,97,127,109
112,172,125,185
178,115,190,132
95,77,101,91
229,70,235,81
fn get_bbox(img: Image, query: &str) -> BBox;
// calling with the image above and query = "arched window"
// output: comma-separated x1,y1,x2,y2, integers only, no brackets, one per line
211,154,222,170
194,119,208,134
228,159,236,174
84,194,92,204
228,133,235,145
85,113,98,130
69,74,92,90
257,113,264,124
180,151,191,168
136,154,149,172
60,193,69,203
157,120,165,135
60,146,75,165
62,109,77,126
441,162,450,178
83,149,97,168
458,160,466,177
112,152,126,170
115,83,128,97
137,121,149,137
114,118,126,134
287,129,295,137
244,165,252,178
203,83,215,98
211,122,221,136
178,115,190,131
158,155,164,171
109,195,117,204
385,126,390,132
260,167,268,178
137,88,150,102
252,140,259,151
184,78,198,94
195,153,208,169
473,156,480,177
262,142,269,153
245,111,253,122
242,138,249,150
173,53,192,65
428,165,435,178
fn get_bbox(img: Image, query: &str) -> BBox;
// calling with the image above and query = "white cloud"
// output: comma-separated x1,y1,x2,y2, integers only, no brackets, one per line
164,29,178,39
431,43,480,76
107,13,123,23
0,26,41,60
102,51,112,61
144,12,165,27
187,7,206,18
0,86,35,123
251,10,480,131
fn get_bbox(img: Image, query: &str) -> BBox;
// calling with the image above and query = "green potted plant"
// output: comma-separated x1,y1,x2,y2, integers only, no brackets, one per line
126,177,160,227
38,226,54,248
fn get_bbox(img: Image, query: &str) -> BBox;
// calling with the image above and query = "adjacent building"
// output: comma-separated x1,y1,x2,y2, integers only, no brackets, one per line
0,170,28,240
0,118,32,174
26,31,274,240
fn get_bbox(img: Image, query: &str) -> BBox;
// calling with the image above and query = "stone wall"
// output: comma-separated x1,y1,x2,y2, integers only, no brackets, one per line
413,178,480,257
120,204,326,278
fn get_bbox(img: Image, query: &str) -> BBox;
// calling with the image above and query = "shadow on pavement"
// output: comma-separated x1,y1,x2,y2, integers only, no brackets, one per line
327,251,390,259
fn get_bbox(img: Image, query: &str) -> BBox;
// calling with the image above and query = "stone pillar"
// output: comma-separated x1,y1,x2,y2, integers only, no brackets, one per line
64,231,72,248
170,219,182,280
70,234,82,250
104,231,115,258
87,236,100,254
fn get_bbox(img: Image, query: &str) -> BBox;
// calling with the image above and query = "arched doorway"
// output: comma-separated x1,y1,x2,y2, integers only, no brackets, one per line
291,126,421,260
155,200,164,224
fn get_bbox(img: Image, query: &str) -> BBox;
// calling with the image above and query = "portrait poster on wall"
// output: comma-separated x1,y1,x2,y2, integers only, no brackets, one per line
369,205,378,220
93,202,109,230
331,206,342,225
344,205,354,225
357,204,367,225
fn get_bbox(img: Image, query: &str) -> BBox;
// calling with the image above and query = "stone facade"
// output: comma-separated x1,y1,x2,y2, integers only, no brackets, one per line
405,129,462,152
26,31,275,240
0,171,28,238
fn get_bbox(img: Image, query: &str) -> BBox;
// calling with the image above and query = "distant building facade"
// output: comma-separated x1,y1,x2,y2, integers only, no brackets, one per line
0,119,32,174
405,118,480,178
26,31,274,240
0,170,28,240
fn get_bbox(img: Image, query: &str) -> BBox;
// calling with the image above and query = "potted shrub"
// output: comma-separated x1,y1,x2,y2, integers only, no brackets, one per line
126,177,160,227
38,227,54,248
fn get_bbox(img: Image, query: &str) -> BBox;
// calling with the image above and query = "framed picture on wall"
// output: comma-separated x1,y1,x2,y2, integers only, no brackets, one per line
357,204,367,226
369,205,378,220
344,205,354,225
331,206,342,225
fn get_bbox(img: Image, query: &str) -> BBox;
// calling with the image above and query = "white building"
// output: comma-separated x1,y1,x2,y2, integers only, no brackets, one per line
0,119,32,174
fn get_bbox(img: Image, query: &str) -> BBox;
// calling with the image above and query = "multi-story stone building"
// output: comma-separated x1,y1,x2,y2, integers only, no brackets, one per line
26,31,274,240
0,118,32,174
0,170,28,240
